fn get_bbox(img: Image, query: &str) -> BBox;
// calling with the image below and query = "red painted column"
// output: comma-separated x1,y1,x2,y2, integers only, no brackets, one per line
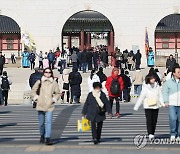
86,32,91,49
108,31,115,66
80,30,85,51
67,35,72,49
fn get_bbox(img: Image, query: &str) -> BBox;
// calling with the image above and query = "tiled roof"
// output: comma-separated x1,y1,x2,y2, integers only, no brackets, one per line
0,15,20,34
156,14,180,32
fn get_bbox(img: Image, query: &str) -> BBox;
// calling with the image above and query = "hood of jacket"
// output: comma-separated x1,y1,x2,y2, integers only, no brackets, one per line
111,68,119,78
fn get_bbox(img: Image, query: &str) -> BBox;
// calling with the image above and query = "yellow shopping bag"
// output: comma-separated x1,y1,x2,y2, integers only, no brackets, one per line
77,118,91,132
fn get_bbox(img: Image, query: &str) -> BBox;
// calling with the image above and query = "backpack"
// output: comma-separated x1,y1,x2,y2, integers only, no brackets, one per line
1,77,10,90
110,76,120,95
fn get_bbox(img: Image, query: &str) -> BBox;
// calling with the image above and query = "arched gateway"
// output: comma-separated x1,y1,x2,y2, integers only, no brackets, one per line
0,15,21,58
62,10,114,54
155,14,180,65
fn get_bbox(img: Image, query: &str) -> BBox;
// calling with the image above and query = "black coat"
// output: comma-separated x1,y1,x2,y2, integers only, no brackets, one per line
87,51,93,63
82,92,112,123
81,51,88,63
69,71,82,97
93,52,99,62
97,71,107,83
100,51,108,64
166,58,176,72
120,74,131,89
29,72,43,88
0,56,5,65
134,52,142,65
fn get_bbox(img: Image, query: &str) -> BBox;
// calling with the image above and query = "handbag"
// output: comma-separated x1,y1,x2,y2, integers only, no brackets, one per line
96,103,106,115
77,118,91,132
62,75,69,90
147,99,157,107
33,81,41,108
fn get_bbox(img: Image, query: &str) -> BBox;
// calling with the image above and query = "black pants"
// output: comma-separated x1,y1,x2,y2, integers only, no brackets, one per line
135,63,140,70
39,61,43,68
2,90,9,106
61,91,70,103
116,60,121,69
88,62,92,70
91,121,103,140
128,64,132,70
30,61,35,70
0,65,4,75
145,109,159,135
49,61,54,69
109,97,120,113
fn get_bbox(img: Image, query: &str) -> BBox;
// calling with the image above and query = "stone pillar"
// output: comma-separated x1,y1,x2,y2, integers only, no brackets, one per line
67,35,72,49
80,30,85,51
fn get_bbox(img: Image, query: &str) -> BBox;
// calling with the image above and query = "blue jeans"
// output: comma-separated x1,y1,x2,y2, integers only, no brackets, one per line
82,62,87,73
38,111,53,138
169,106,180,137
134,85,142,95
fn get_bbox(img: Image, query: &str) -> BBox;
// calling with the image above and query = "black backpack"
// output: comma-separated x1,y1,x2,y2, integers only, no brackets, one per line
110,76,120,95
1,77,10,90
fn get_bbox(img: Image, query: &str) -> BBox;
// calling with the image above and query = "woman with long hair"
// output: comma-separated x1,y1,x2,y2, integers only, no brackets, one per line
31,68,60,145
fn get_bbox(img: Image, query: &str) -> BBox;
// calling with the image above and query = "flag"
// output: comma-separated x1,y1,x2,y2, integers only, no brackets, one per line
145,28,149,58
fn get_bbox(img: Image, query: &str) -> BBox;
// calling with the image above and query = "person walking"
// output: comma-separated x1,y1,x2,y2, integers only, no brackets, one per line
120,69,132,102
11,53,16,64
87,50,93,70
0,52,5,75
105,67,124,118
69,67,82,104
29,50,36,70
93,49,99,70
166,54,176,72
96,67,107,83
134,74,166,140
39,51,43,69
29,68,43,89
147,47,155,67
82,82,112,144
132,68,144,96
58,69,70,104
134,50,142,70
31,68,60,145
70,51,78,70
162,66,180,141
0,71,12,106
81,49,88,73
115,49,123,69
88,69,100,92
22,48,30,68
47,50,55,69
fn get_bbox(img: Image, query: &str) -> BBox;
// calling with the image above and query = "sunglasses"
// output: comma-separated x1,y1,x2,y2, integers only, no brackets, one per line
45,71,52,74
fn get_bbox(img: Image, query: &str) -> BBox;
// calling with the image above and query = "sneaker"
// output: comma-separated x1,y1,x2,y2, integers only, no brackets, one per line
148,134,154,141
40,136,45,143
93,139,99,145
170,136,176,142
176,137,180,142
45,138,53,145
116,113,120,118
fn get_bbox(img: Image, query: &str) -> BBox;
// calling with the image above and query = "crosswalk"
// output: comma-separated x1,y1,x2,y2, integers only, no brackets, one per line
0,104,170,146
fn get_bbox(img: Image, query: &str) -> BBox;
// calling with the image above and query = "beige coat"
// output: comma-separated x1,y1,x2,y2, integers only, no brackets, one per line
31,76,60,112
58,69,70,92
132,70,145,85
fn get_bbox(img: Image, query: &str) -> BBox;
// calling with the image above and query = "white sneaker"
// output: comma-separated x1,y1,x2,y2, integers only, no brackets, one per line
149,134,155,140
170,136,176,142
176,137,180,142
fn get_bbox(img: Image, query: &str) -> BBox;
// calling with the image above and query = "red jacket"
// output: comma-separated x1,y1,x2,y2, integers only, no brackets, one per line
105,68,124,97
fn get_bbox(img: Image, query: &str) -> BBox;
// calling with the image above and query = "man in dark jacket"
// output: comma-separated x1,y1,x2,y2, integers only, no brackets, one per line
96,67,107,83
93,49,99,70
29,50,36,70
29,68,43,88
87,50,93,70
120,69,132,102
48,50,55,69
100,50,108,68
81,50,88,73
77,51,82,71
0,52,5,76
69,67,82,103
134,50,142,70
166,55,176,72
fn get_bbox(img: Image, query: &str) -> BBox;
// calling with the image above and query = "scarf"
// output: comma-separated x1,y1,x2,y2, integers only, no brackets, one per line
92,90,104,108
